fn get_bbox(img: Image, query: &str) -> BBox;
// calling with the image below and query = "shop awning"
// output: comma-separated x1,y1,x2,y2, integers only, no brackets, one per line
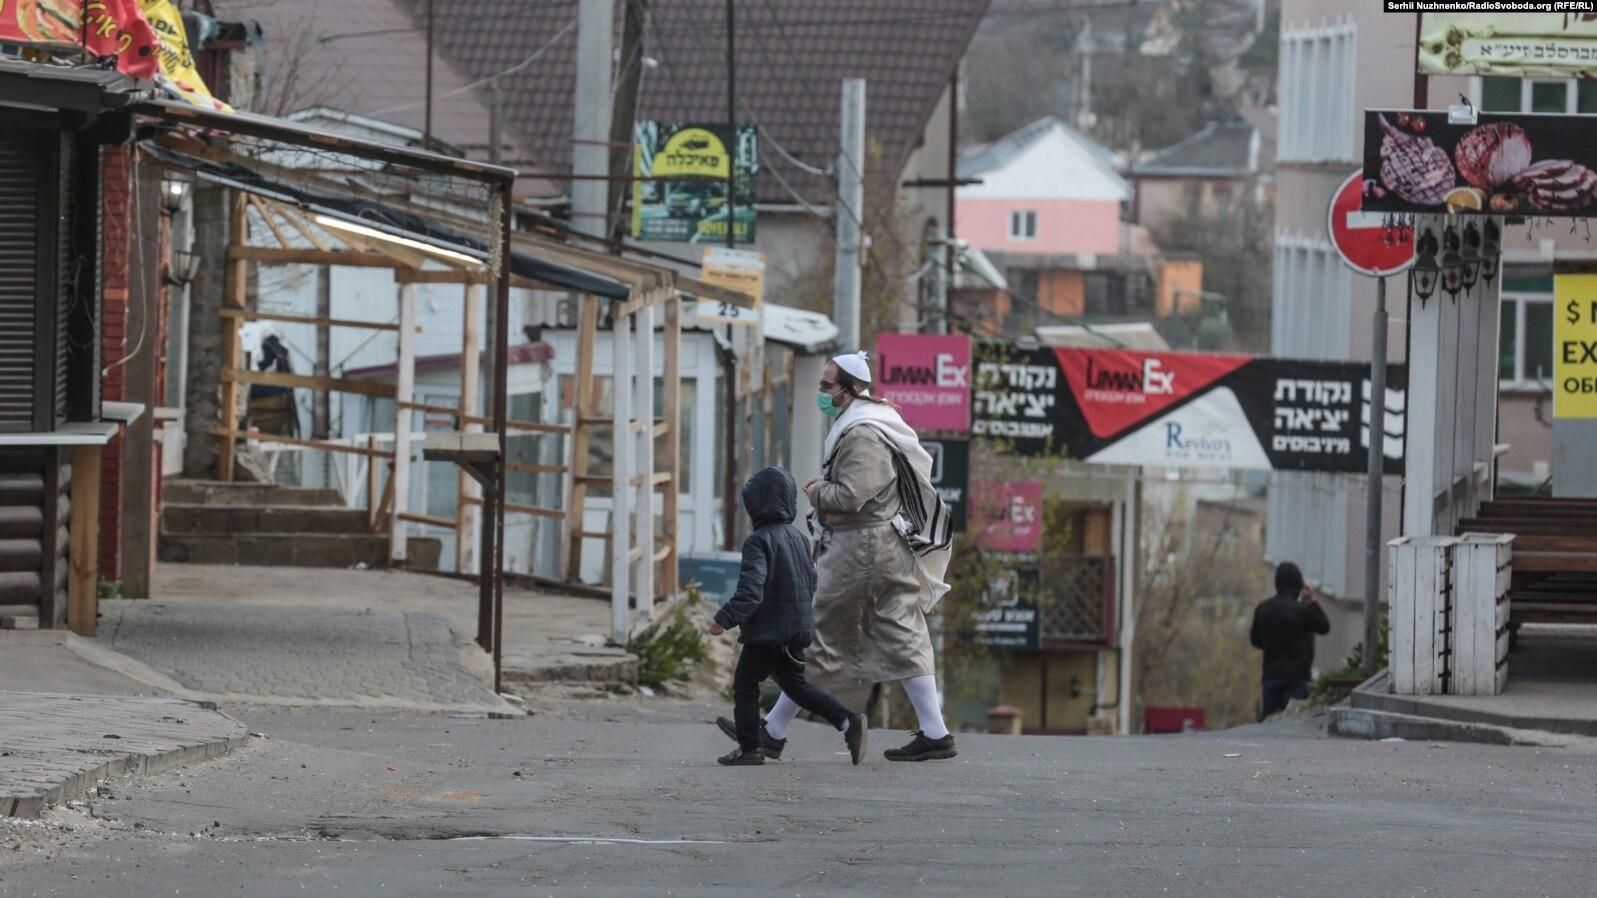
144,144,631,300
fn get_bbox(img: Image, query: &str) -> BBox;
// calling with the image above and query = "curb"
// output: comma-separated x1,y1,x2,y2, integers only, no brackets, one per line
1326,706,1576,747
503,654,641,688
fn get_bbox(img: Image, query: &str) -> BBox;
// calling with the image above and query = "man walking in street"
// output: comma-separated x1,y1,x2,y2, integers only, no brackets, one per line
1250,562,1331,721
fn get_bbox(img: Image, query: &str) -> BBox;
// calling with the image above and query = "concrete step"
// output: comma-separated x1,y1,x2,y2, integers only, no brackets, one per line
162,480,343,508
161,504,371,536
158,533,443,570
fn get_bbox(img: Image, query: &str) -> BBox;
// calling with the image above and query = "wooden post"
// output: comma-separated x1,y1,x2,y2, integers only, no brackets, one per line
611,311,634,645
366,435,379,531
390,284,417,564
217,194,247,482
457,283,483,573
634,303,655,620
565,293,598,581
67,444,102,637
661,299,681,599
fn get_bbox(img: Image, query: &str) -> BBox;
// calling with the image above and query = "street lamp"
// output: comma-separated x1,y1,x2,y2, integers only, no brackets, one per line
1440,224,1465,301
1481,217,1502,284
1460,221,1482,293
1412,226,1441,302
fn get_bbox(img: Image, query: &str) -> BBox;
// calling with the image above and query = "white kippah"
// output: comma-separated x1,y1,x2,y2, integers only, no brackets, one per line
832,350,872,383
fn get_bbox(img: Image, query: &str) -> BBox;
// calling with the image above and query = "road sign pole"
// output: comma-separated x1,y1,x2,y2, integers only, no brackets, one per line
1363,275,1388,678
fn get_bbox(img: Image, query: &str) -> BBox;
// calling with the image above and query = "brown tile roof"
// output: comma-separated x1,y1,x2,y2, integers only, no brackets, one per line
400,0,991,204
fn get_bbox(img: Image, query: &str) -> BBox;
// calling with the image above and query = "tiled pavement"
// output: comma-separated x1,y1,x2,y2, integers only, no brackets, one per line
0,691,246,817
100,601,510,711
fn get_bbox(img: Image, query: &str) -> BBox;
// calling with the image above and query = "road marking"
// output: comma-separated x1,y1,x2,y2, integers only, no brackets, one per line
451,835,730,845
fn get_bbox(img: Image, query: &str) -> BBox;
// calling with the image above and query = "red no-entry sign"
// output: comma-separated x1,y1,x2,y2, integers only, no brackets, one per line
1328,171,1416,277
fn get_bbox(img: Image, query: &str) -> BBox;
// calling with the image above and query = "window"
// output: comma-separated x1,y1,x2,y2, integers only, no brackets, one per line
505,392,544,507
1479,75,1597,114
1279,22,1357,163
1009,210,1037,240
1500,284,1554,386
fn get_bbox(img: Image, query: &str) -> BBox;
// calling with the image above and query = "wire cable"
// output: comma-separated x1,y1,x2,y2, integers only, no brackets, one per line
370,16,577,116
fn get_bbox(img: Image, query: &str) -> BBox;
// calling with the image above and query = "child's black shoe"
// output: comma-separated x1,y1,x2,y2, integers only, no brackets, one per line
844,713,868,765
717,746,765,766
716,716,786,759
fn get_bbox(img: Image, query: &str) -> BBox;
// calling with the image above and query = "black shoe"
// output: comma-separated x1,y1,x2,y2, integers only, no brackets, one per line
844,713,868,766
716,716,786,760
884,731,956,762
717,747,765,766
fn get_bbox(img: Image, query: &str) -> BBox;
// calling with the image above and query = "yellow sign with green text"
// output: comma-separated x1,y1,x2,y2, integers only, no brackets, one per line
1555,274,1597,418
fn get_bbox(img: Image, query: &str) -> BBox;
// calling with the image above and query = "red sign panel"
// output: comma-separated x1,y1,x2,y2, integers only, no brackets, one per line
1328,170,1416,277
1054,348,1249,439
874,333,972,432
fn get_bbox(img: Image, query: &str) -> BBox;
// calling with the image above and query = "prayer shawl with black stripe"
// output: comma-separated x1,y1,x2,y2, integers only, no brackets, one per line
814,399,953,612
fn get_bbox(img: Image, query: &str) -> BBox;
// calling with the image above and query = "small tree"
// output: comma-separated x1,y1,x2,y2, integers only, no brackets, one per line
1134,492,1269,729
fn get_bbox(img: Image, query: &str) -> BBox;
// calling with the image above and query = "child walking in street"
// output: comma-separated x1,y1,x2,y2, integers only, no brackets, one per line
707,466,867,766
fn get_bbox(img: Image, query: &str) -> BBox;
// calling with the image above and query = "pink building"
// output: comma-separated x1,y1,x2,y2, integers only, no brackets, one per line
957,117,1130,257
954,117,1202,333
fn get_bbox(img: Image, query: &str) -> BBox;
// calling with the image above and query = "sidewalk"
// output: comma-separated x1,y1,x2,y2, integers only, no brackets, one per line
143,565,635,702
0,690,246,817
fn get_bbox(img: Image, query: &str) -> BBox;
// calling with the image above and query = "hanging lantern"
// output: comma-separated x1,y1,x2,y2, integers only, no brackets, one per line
1461,221,1482,292
1441,225,1465,301
1412,226,1441,302
1481,217,1502,284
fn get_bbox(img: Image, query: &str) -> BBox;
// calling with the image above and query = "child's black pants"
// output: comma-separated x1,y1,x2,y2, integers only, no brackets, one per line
732,644,849,752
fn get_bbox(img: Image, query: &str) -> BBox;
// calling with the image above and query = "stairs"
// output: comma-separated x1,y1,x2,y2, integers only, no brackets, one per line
159,481,441,570
1457,497,1597,629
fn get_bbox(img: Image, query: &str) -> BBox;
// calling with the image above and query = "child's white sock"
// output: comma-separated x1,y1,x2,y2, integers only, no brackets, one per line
903,675,951,740
765,693,800,740
840,716,850,733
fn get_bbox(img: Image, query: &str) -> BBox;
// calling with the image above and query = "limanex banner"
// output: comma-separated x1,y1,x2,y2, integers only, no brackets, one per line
971,344,1407,474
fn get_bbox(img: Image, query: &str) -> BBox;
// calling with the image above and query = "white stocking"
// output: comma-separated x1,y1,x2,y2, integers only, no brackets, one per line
902,675,950,739
764,693,801,740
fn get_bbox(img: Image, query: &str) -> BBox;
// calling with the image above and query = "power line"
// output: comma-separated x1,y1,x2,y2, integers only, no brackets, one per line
370,16,577,116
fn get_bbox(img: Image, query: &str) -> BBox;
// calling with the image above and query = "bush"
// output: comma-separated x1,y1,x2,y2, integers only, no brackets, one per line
626,603,713,689
1311,617,1388,698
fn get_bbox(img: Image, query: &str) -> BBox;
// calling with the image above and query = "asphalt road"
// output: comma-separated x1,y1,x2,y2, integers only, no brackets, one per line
2,700,1594,897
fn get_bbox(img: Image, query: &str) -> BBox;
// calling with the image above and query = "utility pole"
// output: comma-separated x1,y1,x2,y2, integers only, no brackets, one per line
424,0,434,149
608,0,648,245
928,225,948,335
834,78,865,351
725,0,736,250
1363,277,1389,677
572,0,615,239
720,0,738,549
481,83,503,425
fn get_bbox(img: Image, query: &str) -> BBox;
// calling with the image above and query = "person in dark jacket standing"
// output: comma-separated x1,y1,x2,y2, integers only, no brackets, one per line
1250,562,1332,720
708,467,867,766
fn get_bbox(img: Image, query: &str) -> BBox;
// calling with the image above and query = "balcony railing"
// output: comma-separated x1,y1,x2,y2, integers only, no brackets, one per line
1038,553,1116,646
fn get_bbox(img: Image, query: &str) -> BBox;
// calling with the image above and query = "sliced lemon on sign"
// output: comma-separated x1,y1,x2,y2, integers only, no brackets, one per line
1445,187,1483,212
